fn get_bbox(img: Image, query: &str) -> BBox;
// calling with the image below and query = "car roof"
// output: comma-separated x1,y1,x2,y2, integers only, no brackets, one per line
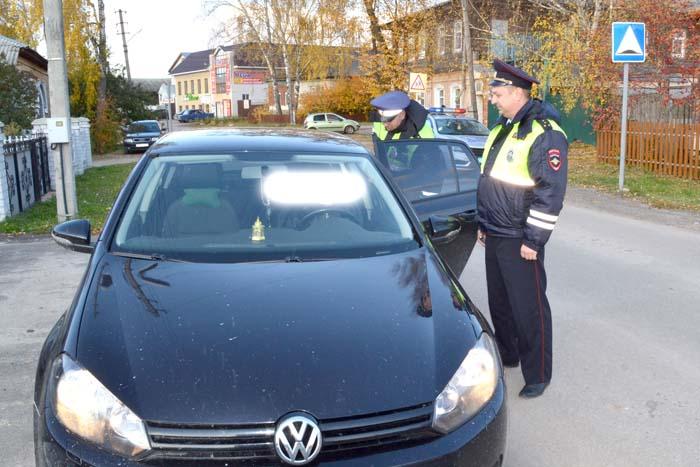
151,129,370,155
429,114,480,122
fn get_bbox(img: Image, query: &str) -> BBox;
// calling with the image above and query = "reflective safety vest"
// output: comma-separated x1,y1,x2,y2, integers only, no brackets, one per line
480,119,566,187
372,121,435,140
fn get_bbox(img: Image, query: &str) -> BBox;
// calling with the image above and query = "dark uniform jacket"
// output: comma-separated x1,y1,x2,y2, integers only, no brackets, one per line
477,99,568,251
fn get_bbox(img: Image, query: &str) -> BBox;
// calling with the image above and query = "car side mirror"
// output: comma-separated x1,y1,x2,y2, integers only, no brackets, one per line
427,215,461,244
51,219,94,253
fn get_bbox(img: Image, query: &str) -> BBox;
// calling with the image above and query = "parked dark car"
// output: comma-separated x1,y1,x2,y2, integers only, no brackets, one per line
177,108,214,122
123,120,163,153
35,130,506,467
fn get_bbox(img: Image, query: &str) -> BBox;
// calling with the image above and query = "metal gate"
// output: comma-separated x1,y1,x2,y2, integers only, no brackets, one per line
2,136,50,216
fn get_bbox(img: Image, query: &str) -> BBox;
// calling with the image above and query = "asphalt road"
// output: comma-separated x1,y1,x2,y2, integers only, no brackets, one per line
1,194,699,466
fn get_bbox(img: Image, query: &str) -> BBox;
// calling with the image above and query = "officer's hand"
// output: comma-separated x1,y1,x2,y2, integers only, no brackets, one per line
521,244,538,261
477,229,486,247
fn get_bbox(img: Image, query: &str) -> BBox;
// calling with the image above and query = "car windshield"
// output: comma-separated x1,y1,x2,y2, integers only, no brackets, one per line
128,122,160,133
112,153,418,263
434,117,489,136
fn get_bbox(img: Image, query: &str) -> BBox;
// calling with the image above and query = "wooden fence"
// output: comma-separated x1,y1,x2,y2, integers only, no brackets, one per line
596,122,700,180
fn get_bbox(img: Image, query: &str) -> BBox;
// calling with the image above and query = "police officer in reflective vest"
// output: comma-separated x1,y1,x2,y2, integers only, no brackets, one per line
370,90,434,141
477,59,568,398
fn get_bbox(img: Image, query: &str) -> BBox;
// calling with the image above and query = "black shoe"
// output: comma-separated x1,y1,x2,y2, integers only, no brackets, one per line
519,382,549,398
502,359,519,368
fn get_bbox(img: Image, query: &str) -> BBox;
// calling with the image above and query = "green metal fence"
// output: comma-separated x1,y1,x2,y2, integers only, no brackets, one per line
487,96,595,145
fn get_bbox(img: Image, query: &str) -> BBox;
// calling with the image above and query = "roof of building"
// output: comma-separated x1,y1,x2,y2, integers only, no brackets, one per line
169,46,235,75
0,34,47,69
132,78,171,93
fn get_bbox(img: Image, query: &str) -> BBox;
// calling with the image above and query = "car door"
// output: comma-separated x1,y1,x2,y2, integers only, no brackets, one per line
373,139,479,278
312,114,327,129
326,113,344,131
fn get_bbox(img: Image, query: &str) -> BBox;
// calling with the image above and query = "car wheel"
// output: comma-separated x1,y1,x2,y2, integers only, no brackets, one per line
344,125,355,134
308,127,316,130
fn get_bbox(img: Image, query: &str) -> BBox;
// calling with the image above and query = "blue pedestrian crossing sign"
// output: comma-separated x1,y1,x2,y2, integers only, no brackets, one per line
612,22,646,63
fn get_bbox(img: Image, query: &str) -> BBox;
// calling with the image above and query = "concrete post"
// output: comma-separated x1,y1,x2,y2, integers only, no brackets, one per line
0,122,10,221
44,0,78,221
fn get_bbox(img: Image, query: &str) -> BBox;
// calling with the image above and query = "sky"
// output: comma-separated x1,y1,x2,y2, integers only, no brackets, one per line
104,0,234,79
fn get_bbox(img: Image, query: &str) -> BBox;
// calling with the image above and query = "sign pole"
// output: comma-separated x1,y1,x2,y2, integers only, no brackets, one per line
618,63,629,192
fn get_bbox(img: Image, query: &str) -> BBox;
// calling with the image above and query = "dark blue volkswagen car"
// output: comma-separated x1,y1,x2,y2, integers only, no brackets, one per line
35,130,506,466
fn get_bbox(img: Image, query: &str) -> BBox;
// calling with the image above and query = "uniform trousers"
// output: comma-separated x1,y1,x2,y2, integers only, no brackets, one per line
485,236,552,385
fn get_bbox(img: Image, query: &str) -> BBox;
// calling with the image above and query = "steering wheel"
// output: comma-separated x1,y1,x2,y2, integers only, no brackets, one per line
298,208,361,229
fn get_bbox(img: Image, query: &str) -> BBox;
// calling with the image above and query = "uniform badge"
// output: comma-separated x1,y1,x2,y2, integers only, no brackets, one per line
506,150,514,162
548,149,561,171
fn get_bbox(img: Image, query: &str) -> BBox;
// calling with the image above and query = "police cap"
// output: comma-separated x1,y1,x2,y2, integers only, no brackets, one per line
370,91,411,118
489,59,539,90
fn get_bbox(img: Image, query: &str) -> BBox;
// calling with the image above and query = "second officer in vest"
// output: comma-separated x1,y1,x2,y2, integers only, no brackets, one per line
370,90,434,141
477,59,568,398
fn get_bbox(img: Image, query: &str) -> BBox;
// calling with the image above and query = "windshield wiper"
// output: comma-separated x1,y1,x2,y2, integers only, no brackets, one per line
112,251,187,263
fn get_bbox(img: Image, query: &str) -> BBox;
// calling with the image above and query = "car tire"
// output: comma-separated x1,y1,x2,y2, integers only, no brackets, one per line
344,126,355,134
308,127,316,130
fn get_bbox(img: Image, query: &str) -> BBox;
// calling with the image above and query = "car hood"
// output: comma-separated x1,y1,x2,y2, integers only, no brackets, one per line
76,249,479,424
435,133,487,149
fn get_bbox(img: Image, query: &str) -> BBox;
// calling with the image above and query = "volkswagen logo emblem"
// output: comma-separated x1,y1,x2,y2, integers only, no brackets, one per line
274,413,322,465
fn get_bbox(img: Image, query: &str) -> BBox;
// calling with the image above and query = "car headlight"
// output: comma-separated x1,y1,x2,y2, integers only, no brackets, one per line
432,332,500,434
50,354,150,458
124,138,133,143
150,136,159,142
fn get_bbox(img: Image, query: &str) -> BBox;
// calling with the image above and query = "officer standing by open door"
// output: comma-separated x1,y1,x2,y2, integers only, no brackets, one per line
477,59,568,398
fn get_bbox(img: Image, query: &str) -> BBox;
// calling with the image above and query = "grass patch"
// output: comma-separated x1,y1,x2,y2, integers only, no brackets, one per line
0,163,136,235
568,142,700,211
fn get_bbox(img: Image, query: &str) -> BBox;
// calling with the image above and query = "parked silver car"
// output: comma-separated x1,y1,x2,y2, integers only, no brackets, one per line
303,113,360,134
426,108,489,163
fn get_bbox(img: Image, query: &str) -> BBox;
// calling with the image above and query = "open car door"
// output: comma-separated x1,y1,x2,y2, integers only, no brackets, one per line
373,138,479,278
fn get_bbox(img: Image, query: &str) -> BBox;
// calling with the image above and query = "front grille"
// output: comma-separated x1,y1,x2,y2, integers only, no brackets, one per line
145,422,276,460
144,403,436,461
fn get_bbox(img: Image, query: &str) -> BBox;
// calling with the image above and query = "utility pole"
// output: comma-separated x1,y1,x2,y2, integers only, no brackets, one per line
117,9,132,81
43,0,78,221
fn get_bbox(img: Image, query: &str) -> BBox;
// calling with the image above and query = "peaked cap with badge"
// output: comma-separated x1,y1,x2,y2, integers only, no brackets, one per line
489,59,540,90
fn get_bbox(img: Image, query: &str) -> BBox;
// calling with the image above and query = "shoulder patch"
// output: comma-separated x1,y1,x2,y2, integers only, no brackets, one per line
547,149,562,171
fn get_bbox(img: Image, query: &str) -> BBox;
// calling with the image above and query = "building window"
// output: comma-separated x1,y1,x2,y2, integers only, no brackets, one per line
216,67,226,94
178,81,181,95
184,81,188,94
206,104,210,112
414,92,425,106
179,105,182,112
452,86,461,108
190,80,194,94
454,21,462,53
242,93,250,100
204,78,209,94
198,79,201,94
672,30,686,59
438,27,446,55
436,87,445,107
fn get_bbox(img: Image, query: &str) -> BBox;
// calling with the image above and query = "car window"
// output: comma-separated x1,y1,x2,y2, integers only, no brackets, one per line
112,153,418,263
379,142,459,202
450,144,479,192
127,122,160,133
313,115,325,122
327,114,343,122
433,117,490,136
